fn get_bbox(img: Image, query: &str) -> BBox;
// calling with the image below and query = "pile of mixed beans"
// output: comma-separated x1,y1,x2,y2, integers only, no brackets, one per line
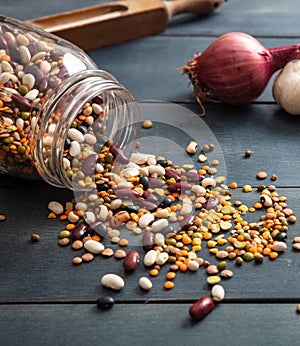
47,126,299,316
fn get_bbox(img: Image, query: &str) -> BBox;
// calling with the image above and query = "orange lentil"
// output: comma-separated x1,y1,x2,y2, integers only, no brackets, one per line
119,238,128,247
198,169,207,175
0,100,3,108
66,224,75,231
164,281,175,290
263,248,271,256
59,215,68,221
169,205,177,212
150,268,159,276
182,235,192,245
222,214,232,221
92,235,101,242
203,232,213,240
179,249,189,257
201,165,210,171
153,265,161,271
47,212,56,219
237,235,244,241
0,54,10,61
179,263,188,272
229,182,238,189
166,272,176,280
76,210,85,217
269,251,279,260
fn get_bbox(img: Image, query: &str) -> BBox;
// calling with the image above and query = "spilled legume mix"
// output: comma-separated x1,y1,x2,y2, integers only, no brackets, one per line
46,137,297,319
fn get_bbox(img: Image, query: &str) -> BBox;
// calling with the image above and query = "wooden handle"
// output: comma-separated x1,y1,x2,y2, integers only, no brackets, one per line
164,0,226,19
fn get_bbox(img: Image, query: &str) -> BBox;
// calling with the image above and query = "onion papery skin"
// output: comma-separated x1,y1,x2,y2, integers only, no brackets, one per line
183,32,300,111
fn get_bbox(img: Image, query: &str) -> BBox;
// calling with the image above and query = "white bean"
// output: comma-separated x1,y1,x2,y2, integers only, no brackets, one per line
101,273,125,290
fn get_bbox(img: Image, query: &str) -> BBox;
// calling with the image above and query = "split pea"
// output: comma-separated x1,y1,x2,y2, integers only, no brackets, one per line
142,120,153,129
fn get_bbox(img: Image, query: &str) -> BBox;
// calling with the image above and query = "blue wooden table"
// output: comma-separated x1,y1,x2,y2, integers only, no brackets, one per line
1,1,300,345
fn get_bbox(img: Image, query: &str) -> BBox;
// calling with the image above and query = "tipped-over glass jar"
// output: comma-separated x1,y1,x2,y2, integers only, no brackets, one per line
0,16,140,189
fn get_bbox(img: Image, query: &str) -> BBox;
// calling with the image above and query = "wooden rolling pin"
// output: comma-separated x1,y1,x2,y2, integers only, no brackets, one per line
26,0,226,50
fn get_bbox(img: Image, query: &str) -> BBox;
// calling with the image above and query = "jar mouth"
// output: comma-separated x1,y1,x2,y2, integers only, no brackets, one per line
34,70,140,189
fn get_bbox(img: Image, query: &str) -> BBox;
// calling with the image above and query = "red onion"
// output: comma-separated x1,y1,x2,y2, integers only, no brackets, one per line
182,32,300,114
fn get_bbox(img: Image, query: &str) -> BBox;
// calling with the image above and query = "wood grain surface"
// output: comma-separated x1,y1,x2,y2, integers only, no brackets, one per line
1,1,300,345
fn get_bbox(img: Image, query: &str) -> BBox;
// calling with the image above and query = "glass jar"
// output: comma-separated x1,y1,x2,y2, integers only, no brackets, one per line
0,16,140,189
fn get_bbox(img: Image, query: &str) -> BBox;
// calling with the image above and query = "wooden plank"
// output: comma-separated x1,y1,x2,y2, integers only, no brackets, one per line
1,0,300,38
0,303,299,346
0,180,300,302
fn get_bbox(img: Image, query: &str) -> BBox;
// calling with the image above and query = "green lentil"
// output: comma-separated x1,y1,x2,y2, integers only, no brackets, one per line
207,276,221,285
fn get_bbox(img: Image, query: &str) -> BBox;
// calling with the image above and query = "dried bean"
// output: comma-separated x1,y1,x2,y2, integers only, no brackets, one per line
123,250,140,271
189,296,215,320
101,273,125,290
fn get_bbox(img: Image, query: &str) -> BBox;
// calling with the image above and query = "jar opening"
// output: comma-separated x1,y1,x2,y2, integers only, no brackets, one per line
34,71,140,190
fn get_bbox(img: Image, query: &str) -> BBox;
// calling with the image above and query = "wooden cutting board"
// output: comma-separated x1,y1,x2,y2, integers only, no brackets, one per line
26,0,226,50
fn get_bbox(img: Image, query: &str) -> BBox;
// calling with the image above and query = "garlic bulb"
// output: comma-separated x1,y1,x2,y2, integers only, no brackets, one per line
272,60,300,115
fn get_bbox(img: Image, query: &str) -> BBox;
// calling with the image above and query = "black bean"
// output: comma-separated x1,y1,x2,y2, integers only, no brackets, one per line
77,125,88,134
139,176,149,190
96,296,115,309
159,196,172,208
64,138,71,150
97,183,110,192
126,205,139,214
274,232,287,242
156,159,168,167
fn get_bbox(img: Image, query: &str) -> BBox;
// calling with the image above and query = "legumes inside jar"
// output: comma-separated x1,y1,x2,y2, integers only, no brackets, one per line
0,16,139,189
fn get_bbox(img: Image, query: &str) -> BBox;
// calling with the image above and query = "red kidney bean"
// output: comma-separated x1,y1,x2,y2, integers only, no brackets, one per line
115,188,140,199
123,250,140,271
137,199,157,211
180,213,195,230
204,197,219,210
83,153,98,175
189,296,215,320
168,181,192,193
148,177,166,188
72,223,87,240
12,93,32,111
110,144,129,164
165,169,181,182
142,231,155,250
86,221,107,236
143,190,159,203
182,171,205,182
